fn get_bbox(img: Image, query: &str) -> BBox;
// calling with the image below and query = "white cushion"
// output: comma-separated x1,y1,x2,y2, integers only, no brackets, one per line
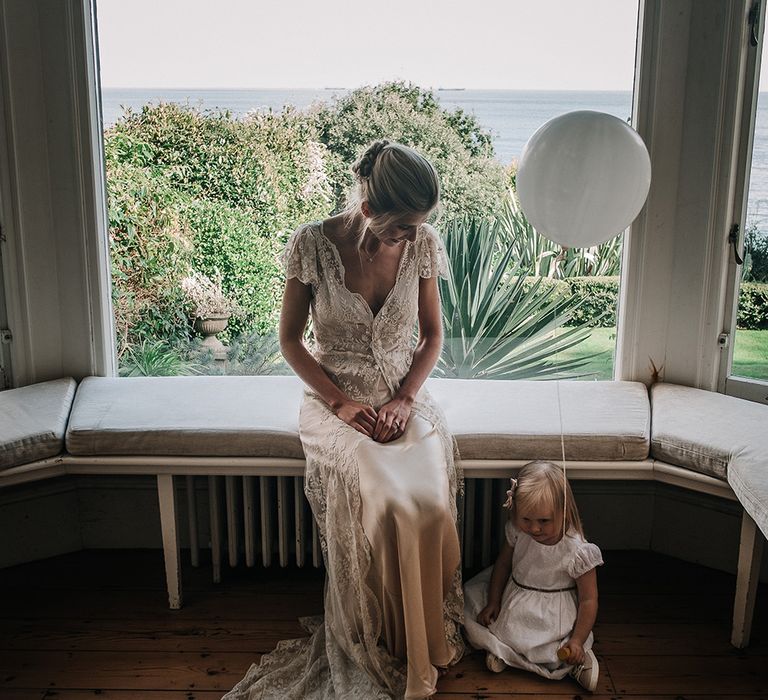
650,383,768,480
427,379,650,461
729,448,768,540
651,382,768,538
0,378,76,469
66,376,305,458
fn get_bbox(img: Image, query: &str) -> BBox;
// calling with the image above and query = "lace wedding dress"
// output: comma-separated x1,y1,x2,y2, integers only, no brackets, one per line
222,221,464,700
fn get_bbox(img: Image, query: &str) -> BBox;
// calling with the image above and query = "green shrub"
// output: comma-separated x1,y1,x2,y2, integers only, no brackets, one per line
105,89,515,355
106,160,195,355
738,283,768,330
565,277,620,327
119,339,202,377
314,82,507,217
743,225,768,283
181,198,285,337
527,276,768,330
105,103,336,349
107,103,333,233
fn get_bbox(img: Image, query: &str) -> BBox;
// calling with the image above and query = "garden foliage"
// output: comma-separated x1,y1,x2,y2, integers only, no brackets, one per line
436,216,596,380
105,83,507,356
743,223,768,283
738,283,768,330
110,83,765,377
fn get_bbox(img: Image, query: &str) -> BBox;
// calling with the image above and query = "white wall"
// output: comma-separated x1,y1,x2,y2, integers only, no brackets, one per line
617,0,754,390
0,0,114,387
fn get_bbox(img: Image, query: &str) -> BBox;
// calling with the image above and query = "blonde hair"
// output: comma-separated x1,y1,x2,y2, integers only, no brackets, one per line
345,139,440,235
510,461,584,538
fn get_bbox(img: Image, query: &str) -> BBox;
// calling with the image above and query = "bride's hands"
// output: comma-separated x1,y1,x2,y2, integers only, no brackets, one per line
373,397,412,443
334,399,378,437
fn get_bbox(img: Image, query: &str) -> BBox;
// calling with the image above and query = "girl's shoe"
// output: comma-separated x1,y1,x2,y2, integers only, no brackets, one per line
569,649,599,691
486,652,506,673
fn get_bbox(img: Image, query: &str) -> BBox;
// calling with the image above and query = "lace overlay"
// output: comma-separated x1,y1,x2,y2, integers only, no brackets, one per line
223,222,464,700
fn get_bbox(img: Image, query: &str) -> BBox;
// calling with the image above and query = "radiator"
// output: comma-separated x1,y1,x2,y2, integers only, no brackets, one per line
186,476,510,580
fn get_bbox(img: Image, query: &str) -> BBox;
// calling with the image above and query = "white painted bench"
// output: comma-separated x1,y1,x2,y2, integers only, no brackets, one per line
0,375,765,649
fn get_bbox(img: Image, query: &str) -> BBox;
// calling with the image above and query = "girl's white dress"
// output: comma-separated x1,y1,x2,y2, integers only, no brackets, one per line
463,521,603,679
223,222,464,700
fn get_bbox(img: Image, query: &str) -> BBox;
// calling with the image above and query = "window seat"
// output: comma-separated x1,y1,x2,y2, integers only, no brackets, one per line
0,375,765,648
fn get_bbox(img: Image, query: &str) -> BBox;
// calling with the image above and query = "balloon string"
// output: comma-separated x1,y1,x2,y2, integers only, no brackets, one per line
556,380,567,538
556,378,567,661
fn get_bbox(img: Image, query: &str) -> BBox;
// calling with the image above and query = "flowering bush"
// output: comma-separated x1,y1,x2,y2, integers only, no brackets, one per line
181,271,241,319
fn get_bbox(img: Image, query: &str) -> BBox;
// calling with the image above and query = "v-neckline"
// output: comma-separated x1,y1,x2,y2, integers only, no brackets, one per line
318,220,410,320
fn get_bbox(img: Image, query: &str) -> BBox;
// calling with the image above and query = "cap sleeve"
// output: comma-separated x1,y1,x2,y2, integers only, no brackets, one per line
280,224,320,287
504,519,519,548
567,541,604,579
417,224,450,279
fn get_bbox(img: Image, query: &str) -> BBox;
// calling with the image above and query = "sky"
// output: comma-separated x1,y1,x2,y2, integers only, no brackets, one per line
96,0,641,90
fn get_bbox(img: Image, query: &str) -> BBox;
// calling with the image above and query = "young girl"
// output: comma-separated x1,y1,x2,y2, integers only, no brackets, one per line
463,461,603,692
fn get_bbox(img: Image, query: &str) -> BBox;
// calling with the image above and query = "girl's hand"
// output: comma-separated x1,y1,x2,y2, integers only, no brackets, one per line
477,602,500,627
562,639,586,665
373,397,412,443
335,400,378,438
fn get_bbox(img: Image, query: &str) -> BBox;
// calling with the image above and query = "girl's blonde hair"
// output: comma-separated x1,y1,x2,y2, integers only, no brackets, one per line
345,139,440,235
510,460,585,538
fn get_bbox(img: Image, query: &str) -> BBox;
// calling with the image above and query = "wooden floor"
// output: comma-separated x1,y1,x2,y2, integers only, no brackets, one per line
0,549,767,700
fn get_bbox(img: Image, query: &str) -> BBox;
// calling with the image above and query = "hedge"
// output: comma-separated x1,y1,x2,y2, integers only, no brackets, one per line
564,277,621,328
738,282,768,330
553,277,768,330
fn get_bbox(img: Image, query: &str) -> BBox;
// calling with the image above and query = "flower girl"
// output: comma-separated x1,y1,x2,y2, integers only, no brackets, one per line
463,461,603,692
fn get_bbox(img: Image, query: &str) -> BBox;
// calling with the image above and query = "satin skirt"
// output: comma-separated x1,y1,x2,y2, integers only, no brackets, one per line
298,382,462,699
356,411,461,697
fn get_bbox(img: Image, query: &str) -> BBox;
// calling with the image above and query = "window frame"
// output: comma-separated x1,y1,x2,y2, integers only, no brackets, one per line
719,0,768,404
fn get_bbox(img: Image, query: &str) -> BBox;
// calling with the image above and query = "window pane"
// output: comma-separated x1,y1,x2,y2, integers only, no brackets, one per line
96,0,638,380
733,50,768,382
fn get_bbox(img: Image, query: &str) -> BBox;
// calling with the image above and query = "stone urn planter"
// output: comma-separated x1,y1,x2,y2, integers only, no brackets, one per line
194,314,230,361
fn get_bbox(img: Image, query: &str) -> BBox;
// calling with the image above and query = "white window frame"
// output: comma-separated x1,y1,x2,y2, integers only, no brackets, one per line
719,0,768,405
0,0,115,386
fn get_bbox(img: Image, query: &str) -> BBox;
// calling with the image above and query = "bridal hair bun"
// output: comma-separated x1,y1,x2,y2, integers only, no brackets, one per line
353,139,391,180
344,140,440,229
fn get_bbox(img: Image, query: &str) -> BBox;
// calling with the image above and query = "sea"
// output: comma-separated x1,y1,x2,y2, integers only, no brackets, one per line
101,88,768,234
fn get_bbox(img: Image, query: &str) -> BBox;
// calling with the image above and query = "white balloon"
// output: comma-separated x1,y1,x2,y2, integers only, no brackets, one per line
516,110,651,248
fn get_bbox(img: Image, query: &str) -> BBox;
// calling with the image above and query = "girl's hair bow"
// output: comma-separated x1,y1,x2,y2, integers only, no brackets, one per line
503,478,518,509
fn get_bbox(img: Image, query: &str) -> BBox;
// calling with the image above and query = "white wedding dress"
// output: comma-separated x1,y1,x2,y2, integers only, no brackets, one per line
222,221,464,700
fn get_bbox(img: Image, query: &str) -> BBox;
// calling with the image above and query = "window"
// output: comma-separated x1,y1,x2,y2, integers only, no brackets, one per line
0,260,9,390
95,0,638,381
722,2,768,405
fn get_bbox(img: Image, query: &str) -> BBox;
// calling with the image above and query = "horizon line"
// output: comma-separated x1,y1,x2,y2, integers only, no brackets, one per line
100,85,636,93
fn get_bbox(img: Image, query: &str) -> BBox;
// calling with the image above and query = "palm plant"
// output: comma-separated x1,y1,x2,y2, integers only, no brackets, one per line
435,216,598,380
498,195,623,279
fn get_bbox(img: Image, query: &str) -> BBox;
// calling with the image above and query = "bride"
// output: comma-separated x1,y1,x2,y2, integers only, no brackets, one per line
223,139,464,700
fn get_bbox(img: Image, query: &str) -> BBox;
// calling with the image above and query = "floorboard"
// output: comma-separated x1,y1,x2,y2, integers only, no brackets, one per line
0,549,766,699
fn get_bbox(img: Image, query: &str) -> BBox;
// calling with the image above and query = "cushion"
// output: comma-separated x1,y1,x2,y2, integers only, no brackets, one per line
729,449,768,540
0,377,77,469
650,383,768,480
66,376,305,458
427,379,650,461
651,382,768,539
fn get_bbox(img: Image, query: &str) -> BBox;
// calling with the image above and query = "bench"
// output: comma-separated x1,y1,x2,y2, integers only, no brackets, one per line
0,375,765,648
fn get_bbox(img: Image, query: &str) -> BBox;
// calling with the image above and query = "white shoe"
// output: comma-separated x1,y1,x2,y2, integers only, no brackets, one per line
486,652,506,673
569,649,599,692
